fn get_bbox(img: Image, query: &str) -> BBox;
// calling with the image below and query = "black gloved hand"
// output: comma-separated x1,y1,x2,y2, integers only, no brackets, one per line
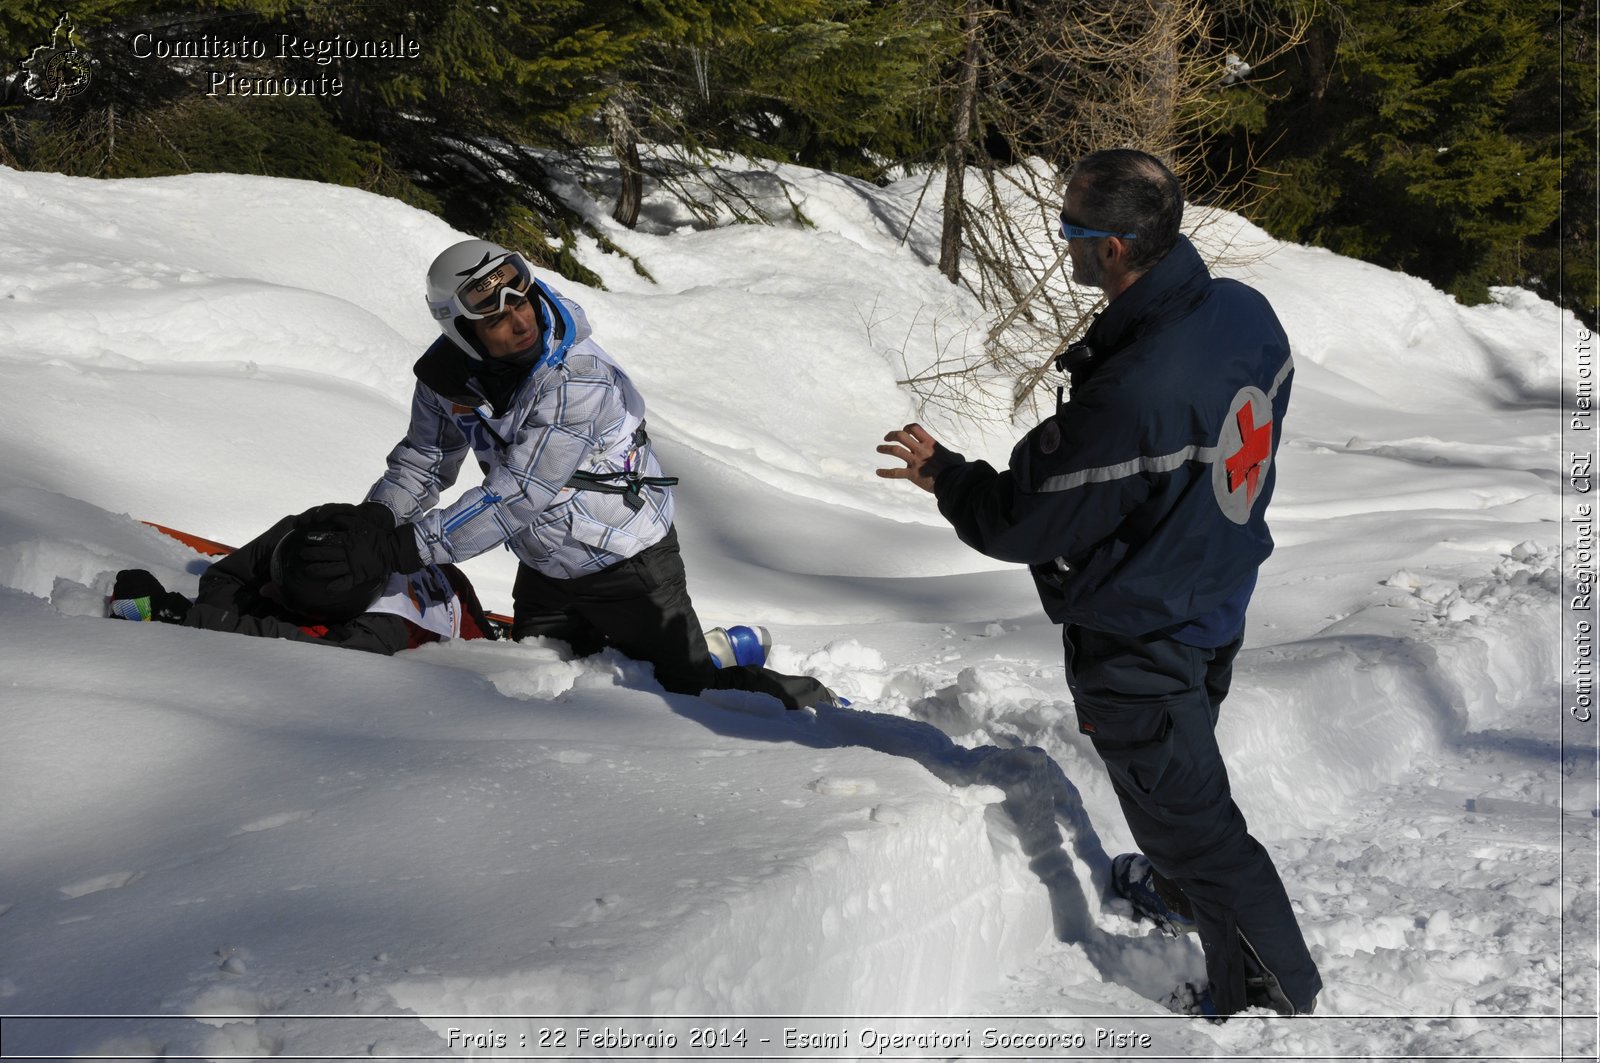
292,500,396,532
108,569,191,624
294,520,423,589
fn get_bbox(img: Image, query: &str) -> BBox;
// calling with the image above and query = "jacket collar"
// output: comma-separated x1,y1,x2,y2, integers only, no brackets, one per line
1082,235,1210,358
413,279,575,411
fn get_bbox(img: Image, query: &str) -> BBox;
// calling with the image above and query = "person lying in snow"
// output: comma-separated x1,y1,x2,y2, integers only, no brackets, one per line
107,511,494,655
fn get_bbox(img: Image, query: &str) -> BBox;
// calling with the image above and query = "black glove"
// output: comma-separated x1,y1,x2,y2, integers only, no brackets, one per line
292,500,396,531
295,519,424,588
108,569,191,624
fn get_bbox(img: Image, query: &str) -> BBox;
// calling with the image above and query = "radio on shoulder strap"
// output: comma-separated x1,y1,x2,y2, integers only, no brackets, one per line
565,422,678,510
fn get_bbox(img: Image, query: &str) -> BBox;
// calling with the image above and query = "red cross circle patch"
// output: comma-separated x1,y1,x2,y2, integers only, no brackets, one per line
1211,386,1274,525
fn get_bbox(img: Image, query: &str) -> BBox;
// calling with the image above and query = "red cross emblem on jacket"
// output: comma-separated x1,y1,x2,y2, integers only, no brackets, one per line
1224,404,1272,504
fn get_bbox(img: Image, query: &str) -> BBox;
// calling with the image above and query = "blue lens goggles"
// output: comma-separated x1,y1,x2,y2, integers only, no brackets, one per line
1059,220,1137,241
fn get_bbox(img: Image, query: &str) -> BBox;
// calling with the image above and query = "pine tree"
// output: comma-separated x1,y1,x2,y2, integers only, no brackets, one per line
684,0,953,180
1210,0,1569,311
1518,0,1594,326
1,2,654,283
0,2,437,205
593,0,953,228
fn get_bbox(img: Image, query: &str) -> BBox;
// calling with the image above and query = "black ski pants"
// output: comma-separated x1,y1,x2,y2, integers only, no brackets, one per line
512,526,831,710
1066,624,1322,1015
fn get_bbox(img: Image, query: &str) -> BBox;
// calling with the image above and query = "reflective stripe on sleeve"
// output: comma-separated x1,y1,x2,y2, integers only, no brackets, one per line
1035,353,1293,495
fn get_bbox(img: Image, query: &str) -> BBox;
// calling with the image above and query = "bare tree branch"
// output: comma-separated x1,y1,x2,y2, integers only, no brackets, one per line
906,0,1313,423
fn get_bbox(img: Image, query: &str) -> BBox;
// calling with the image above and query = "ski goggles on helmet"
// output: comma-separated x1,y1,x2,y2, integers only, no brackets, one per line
444,252,536,320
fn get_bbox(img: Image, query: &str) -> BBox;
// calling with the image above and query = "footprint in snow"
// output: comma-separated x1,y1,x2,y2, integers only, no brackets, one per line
549,750,594,765
807,777,879,797
233,810,316,835
554,894,625,928
60,871,143,899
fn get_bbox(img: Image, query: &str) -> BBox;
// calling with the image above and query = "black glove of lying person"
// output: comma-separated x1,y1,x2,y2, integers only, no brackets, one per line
292,500,396,532
291,504,424,590
108,569,192,624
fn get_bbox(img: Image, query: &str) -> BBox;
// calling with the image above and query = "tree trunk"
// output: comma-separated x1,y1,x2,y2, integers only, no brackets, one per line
939,1,983,283
606,95,644,229
1147,0,1180,152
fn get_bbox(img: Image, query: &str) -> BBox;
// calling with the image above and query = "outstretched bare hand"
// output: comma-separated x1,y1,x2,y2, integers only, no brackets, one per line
876,423,958,494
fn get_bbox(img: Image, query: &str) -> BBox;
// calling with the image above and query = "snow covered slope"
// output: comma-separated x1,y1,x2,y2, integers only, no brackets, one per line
0,160,1589,1062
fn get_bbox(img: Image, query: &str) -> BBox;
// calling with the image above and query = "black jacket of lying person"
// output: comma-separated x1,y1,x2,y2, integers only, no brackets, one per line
108,508,495,655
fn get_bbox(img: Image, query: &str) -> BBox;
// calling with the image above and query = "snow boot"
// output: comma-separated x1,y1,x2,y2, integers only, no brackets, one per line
1239,931,1305,1016
1164,981,1224,1023
1164,944,1306,1022
704,625,770,669
1166,973,1301,1021
813,688,851,710
1111,853,1197,936
107,569,190,624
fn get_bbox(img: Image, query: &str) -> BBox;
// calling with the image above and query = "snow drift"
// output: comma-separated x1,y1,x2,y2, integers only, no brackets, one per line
0,159,1587,1062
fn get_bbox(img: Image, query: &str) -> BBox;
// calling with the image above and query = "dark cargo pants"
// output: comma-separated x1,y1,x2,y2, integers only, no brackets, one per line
513,526,831,710
1066,624,1322,1015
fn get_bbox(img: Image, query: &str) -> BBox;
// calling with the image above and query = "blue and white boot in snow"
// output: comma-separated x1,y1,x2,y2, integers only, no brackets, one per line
814,688,851,710
1112,853,1198,936
704,625,771,669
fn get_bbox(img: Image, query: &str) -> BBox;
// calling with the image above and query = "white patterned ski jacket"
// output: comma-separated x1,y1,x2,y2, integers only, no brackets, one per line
367,280,674,579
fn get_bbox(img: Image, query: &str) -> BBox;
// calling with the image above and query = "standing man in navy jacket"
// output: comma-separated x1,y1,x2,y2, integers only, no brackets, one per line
877,149,1320,1018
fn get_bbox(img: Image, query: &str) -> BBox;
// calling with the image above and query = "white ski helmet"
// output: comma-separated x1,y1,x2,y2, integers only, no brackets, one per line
424,239,537,357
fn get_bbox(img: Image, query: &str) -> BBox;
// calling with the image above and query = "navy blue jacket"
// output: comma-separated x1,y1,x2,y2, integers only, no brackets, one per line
933,236,1293,638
